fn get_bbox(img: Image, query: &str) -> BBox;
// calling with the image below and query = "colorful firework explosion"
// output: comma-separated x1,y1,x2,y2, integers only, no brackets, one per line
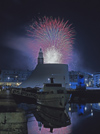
28,16,75,65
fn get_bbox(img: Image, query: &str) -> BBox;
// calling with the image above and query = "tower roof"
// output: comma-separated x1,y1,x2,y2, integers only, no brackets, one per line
38,48,44,64
40,48,42,52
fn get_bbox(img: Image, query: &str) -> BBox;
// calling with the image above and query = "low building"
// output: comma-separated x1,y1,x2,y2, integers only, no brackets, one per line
69,71,93,89
0,69,32,88
93,72,100,87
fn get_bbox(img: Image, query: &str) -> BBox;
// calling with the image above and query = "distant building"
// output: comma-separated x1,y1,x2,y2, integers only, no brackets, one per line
0,69,32,88
69,71,80,89
69,71,93,89
93,72,100,87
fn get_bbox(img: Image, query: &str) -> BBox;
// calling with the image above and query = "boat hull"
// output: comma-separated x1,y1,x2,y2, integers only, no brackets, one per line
12,94,37,104
37,93,70,109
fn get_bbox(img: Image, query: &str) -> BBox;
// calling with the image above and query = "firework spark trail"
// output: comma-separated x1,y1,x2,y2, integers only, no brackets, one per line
28,16,75,65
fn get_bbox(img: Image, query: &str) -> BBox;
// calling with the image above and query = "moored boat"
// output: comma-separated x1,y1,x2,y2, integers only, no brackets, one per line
11,87,39,104
37,78,70,109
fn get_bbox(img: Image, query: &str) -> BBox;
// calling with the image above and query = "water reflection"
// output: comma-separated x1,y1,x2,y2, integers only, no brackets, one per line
18,103,71,134
2,90,100,133
68,103,93,116
92,103,100,110
0,90,27,134
17,103,100,134
33,105,71,133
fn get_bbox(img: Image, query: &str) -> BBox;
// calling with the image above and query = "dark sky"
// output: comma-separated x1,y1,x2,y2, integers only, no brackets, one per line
0,0,100,73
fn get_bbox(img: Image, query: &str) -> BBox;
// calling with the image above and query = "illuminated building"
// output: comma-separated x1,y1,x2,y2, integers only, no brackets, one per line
0,70,32,88
19,48,69,88
93,72,100,87
69,71,93,89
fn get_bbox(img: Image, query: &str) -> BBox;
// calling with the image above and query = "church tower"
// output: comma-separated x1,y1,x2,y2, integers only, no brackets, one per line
38,48,44,64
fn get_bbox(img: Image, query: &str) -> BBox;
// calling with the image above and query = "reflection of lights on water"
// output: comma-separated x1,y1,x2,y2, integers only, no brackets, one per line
91,109,93,116
92,103,100,110
91,109,93,112
85,107,87,111
69,107,71,111
91,112,93,116
90,103,92,106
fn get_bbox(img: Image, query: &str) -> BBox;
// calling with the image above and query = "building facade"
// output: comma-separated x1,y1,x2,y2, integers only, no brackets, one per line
93,72,100,87
0,69,32,88
19,48,69,88
69,71,93,89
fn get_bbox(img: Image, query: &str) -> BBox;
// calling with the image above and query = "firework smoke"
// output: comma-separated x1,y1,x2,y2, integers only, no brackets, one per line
28,16,75,66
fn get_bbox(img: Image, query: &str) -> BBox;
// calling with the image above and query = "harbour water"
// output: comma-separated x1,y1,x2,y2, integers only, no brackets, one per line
19,103,100,134
1,90,100,134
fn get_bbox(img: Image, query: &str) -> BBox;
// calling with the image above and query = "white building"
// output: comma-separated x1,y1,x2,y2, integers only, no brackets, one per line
19,48,69,88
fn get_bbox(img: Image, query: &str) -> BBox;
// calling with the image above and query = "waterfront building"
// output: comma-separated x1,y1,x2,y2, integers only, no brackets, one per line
69,71,80,89
69,71,93,89
93,72,100,87
0,69,32,88
19,48,69,88
84,73,93,87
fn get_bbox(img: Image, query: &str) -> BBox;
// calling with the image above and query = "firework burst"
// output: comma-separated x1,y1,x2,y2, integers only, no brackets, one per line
28,16,75,65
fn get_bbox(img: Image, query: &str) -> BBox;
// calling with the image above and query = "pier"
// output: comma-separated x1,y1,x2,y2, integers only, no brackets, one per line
0,90,27,134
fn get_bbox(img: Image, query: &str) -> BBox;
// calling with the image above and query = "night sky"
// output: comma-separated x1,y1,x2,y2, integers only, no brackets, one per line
0,0,100,73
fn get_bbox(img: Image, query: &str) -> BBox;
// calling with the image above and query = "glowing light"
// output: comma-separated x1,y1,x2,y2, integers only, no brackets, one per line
8,77,10,80
16,83,21,86
91,109,93,112
69,83,71,86
69,107,71,111
28,16,75,65
91,109,93,116
48,78,50,81
85,106,87,111
91,112,93,116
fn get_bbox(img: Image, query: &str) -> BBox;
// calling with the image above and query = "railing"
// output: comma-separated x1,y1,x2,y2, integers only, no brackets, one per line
11,89,38,99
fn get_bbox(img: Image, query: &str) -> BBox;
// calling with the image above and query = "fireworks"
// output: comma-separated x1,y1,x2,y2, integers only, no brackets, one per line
28,16,75,65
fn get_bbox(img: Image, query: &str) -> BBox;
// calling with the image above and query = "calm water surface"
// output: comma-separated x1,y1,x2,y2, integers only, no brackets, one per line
18,103,100,134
